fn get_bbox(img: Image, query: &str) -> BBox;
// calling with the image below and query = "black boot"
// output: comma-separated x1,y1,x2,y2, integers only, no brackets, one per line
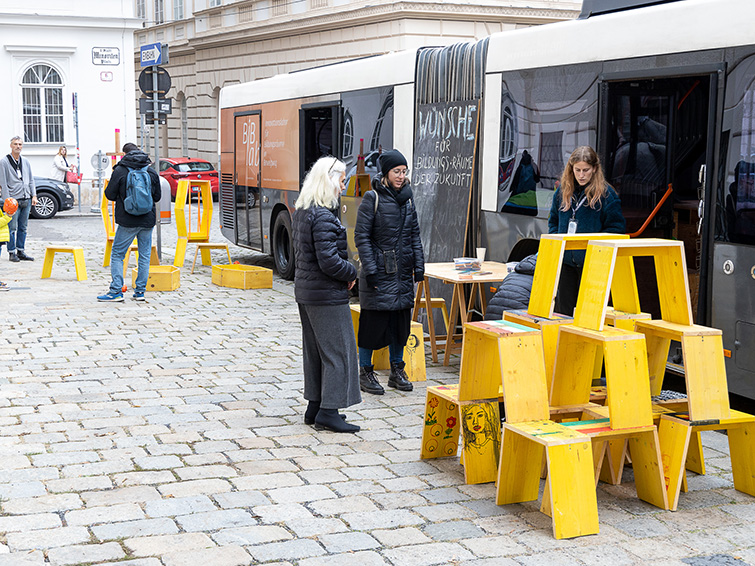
314,408,360,433
304,401,346,426
16,251,34,261
388,361,413,391
9,252,19,262
359,365,384,395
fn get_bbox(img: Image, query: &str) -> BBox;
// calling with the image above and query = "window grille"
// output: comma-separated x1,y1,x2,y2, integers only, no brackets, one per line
21,64,64,144
272,0,288,17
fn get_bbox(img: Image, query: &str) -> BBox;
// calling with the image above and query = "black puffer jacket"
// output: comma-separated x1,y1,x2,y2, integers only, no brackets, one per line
355,177,424,311
293,205,356,305
484,253,537,320
104,150,161,228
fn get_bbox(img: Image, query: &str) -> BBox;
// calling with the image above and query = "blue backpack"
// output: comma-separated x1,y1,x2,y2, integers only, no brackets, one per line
124,165,153,215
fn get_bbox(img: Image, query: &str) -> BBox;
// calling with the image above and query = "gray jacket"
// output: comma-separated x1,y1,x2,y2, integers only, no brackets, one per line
0,155,36,201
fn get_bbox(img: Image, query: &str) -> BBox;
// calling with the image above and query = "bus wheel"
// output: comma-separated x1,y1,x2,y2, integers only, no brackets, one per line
272,212,295,280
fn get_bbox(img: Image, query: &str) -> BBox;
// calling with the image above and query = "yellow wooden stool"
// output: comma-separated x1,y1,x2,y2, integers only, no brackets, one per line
41,246,88,281
350,304,426,381
412,279,450,363
191,243,232,273
421,320,541,485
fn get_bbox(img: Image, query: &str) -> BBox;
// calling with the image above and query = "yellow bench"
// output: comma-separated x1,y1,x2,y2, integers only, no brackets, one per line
41,246,87,281
191,243,232,273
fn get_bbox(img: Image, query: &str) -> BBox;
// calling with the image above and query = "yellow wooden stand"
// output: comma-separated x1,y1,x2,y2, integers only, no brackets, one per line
41,246,88,281
192,243,231,273
421,320,541,485
350,305,426,381
173,180,215,268
132,265,180,291
211,264,272,289
124,244,160,275
101,180,115,267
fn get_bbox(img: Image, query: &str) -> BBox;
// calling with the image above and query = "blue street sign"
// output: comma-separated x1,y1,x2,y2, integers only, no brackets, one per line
140,42,163,67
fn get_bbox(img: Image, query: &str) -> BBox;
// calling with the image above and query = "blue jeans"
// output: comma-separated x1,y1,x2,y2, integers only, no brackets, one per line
7,198,31,253
110,225,153,295
359,344,404,368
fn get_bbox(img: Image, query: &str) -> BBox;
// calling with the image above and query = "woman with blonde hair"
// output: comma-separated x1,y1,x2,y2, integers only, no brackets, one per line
548,145,625,315
50,146,74,182
292,156,361,433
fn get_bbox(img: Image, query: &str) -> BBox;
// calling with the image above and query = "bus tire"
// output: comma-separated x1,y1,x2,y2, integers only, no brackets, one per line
272,212,295,280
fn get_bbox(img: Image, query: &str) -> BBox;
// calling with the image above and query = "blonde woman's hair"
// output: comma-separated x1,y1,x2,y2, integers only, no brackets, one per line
296,156,345,210
57,146,67,156
558,145,607,211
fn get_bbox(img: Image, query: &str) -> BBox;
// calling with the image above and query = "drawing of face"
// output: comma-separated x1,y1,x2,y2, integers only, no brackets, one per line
465,406,486,434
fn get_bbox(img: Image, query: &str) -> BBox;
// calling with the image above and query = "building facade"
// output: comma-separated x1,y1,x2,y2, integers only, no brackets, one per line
134,0,581,167
0,0,140,205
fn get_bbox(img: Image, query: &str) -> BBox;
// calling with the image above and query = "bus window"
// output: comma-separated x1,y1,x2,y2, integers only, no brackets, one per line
300,105,339,181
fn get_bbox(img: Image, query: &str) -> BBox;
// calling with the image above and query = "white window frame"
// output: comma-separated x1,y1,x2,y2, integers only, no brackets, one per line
136,0,146,19
209,0,222,7
20,63,64,144
174,0,184,20
155,0,165,24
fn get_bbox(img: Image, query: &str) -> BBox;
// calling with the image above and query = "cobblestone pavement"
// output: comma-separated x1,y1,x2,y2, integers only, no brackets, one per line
0,209,753,566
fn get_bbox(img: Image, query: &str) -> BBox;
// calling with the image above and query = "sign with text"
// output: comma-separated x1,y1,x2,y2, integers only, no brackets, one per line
140,42,167,67
92,47,120,66
412,99,480,262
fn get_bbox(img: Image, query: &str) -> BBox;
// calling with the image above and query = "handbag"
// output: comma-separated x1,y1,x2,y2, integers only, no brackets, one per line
65,166,78,184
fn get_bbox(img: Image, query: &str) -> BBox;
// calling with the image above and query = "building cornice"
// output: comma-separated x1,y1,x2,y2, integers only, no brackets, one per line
168,2,579,55
0,12,141,30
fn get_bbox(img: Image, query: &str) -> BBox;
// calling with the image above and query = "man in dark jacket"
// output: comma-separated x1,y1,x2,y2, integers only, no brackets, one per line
97,143,161,302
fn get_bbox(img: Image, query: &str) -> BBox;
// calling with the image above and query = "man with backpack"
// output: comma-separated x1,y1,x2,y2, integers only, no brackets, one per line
97,143,161,302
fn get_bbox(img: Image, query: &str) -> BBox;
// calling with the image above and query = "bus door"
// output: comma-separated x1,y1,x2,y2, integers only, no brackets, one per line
234,111,262,249
600,72,716,326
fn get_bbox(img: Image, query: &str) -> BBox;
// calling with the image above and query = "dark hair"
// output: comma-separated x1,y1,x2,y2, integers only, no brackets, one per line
122,143,139,154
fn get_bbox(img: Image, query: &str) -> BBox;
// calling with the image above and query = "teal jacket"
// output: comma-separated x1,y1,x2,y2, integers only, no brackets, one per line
547,184,625,267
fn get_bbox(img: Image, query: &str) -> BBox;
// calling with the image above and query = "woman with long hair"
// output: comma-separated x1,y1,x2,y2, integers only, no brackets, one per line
292,156,361,433
355,149,424,395
51,146,73,183
548,145,625,316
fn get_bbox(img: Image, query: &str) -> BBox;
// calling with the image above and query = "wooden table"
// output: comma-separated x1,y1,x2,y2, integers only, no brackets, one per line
412,261,510,365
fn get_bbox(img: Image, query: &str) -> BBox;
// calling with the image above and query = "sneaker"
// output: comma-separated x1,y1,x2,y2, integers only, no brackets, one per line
97,292,124,302
8,252,19,262
0,281,8,291
132,292,146,301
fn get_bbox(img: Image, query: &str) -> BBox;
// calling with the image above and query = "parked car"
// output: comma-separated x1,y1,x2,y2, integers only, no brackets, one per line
158,158,219,200
30,176,75,219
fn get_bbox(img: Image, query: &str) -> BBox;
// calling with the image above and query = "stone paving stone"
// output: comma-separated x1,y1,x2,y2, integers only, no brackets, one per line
92,518,180,541
286,517,349,538
232,472,303,491
176,509,257,531
6,526,91,551
0,513,61,532
246,539,327,562
516,551,589,566
460,534,528,557
66,502,146,526
2,493,82,515
47,541,125,565
161,545,252,566
372,527,433,547
134,455,184,470
0,481,46,500
318,531,381,553
0,550,46,565
213,490,270,509
114,470,177,486
97,560,163,566
157,478,233,497
81,485,162,506
424,520,487,542
125,532,216,557
267,484,337,504
342,509,425,530
298,550,389,566
144,495,217,517
383,542,475,566
212,525,292,546
174,464,238,480
415,503,478,522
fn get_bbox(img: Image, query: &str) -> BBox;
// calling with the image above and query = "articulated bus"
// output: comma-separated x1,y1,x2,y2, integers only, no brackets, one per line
219,0,755,401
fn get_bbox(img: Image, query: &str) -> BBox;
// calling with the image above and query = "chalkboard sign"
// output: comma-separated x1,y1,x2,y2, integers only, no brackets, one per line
412,99,480,262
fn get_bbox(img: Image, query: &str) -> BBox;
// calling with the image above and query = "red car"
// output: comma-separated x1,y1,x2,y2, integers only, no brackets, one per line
158,158,219,199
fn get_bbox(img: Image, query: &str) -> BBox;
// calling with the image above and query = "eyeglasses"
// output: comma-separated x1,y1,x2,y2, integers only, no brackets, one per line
392,168,409,177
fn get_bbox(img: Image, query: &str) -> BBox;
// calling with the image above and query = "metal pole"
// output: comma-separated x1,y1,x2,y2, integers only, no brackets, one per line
152,66,162,260
92,150,103,214
72,92,81,213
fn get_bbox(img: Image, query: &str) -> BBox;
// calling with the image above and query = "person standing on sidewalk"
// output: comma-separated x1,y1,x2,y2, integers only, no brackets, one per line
354,149,424,395
292,156,361,433
97,143,161,302
0,136,37,262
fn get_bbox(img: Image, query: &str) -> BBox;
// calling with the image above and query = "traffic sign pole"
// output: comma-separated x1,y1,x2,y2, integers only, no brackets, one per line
152,66,162,261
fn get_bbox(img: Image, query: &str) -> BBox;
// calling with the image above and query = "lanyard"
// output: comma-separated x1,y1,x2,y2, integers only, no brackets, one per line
571,194,587,219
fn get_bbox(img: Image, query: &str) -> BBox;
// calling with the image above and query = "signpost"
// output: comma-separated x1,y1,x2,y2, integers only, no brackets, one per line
91,151,109,214
139,43,171,260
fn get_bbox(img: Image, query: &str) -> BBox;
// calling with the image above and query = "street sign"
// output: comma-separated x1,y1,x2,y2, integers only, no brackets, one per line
91,152,109,171
92,47,120,66
138,66,171,98
139,98,172,115
140,42,163,67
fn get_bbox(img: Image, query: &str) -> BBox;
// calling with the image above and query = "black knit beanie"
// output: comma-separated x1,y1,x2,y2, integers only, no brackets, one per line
379,150,408,177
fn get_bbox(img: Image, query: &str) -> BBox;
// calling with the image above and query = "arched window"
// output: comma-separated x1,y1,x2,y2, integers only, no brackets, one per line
21,64,64,143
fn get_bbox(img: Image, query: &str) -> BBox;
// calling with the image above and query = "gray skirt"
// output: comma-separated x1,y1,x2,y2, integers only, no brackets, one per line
298,303,361,410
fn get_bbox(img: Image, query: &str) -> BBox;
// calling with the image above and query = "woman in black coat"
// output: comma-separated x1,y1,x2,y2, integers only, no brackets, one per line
354,150,425,395
293,156,361,433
